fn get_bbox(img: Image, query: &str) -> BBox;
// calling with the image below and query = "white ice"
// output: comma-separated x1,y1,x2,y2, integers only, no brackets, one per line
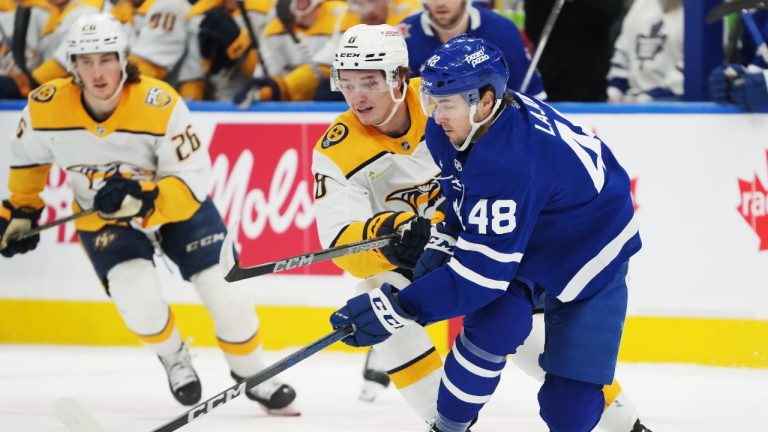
0,344,765,431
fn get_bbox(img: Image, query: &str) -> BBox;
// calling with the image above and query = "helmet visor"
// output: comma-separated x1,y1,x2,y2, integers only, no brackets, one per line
419,87,472,119
331,69,394,94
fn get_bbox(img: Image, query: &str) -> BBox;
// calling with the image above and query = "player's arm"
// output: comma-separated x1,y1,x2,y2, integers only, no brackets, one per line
93,98,209,225
313,151,428,278
399,174,543,323
1,107,53,255
128,0,190,79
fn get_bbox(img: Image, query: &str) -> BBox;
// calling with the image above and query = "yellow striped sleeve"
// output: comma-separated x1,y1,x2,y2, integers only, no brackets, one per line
7,164,50,210
331,221,394,278
31,59,67,86
330,211,415,278
282,63,330,101
142,177,201,227
128,55,168,79
179,80,205,101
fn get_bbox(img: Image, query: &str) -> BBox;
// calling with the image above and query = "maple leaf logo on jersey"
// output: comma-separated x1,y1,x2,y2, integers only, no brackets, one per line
386,178,441,215
737,151,768,251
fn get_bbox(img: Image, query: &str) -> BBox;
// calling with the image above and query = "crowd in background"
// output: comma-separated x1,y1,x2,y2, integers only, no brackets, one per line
0,0,765,110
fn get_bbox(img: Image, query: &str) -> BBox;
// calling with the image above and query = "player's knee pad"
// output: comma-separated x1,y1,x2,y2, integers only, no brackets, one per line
538,374,604,432
192,266,259,342
107,258,170,336
509,313,546,381
355,270,410,294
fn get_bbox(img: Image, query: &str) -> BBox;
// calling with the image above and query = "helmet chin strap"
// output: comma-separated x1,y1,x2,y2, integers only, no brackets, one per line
100,65,128,103
373,82,408,127
454,99,501,152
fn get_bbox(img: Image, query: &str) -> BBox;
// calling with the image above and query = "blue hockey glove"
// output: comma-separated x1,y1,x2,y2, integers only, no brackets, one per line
414,223,458,279
93,177,158,221
330,283,415,347
377,213,431,270
731,70,768,112
233,77,285,108
708,63,746,103
0,200,43,258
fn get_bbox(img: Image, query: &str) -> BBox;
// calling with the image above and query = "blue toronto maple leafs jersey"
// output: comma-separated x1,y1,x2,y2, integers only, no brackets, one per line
400,6,547,99
398,93,642,323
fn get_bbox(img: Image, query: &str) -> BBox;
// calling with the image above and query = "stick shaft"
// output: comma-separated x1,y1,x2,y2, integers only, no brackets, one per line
521,0,566,93
8,209,95,241
150,325,354,432
224,234,398,282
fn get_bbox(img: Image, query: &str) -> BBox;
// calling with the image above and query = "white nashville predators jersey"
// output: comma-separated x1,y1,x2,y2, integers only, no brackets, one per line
8,76,211,231
312,78,441,251
112,0,190,73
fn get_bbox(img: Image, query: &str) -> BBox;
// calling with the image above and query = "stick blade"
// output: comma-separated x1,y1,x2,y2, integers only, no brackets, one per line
55,397,107,432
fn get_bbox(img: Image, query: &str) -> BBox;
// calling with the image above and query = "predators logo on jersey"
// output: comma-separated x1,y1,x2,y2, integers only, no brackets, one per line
386,179,441,215
93,230,118,251
31,85,56,103
322,123,348,148
67,161,156,190
145,87,173,108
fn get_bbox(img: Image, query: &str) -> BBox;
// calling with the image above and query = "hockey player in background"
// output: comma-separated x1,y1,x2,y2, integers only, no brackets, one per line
606,0,684,102
398,0,546,99
312,24,442,419
330,36,645,432
0,14,298,415
709,10,768,112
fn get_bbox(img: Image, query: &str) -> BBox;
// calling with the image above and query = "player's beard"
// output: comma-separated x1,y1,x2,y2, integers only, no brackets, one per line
431,4,467,31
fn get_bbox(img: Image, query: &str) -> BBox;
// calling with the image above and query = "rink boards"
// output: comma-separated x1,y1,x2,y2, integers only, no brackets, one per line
0,101,766,368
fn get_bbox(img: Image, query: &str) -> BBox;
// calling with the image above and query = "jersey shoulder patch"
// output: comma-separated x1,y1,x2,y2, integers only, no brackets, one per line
321,122,348,149
30,84,56,102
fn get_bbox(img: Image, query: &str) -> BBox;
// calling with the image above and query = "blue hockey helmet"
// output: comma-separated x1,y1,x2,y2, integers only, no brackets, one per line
419,35,509,100
420,35,509,151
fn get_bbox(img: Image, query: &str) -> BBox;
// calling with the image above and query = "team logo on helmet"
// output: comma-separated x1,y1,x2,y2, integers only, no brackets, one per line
348,36,357,44
145,87,172,108
322,123,348,148
466,47,489,68
386,179,441,215
31,85,56,102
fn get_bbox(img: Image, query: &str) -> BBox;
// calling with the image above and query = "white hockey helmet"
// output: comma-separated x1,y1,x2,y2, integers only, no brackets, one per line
331,24,408,91
66,14,129,77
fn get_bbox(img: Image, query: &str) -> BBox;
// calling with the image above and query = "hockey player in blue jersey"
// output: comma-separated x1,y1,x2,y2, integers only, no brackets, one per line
330,35,642,432
398,0,546,99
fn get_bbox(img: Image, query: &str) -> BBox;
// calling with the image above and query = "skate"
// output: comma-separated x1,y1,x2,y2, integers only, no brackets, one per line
231,372,300,416
158,343,201,406
632,419,653,432
359,348,391,402
427,416,477,431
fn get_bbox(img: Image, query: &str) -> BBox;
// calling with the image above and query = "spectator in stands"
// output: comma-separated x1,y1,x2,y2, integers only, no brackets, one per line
525,0,625,101
399,0,546,99
233,0,357,105
709,10,768,112
110,0,191,82
0,0,53,98
178,0,273,101
348,0,419,26
607,0,684,103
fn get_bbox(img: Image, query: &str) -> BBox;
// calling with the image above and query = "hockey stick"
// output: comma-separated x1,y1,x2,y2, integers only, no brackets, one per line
707,0,767,23
520,0,567,93
6,209,95,242
741,9,768,63
150,324,354,432
219,221,398,281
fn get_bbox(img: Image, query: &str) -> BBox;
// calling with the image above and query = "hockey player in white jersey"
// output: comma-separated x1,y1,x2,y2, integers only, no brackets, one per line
0,14,298,415
312,24,442,420
329,34,652,432
110,0,190,80
606,0,683,102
